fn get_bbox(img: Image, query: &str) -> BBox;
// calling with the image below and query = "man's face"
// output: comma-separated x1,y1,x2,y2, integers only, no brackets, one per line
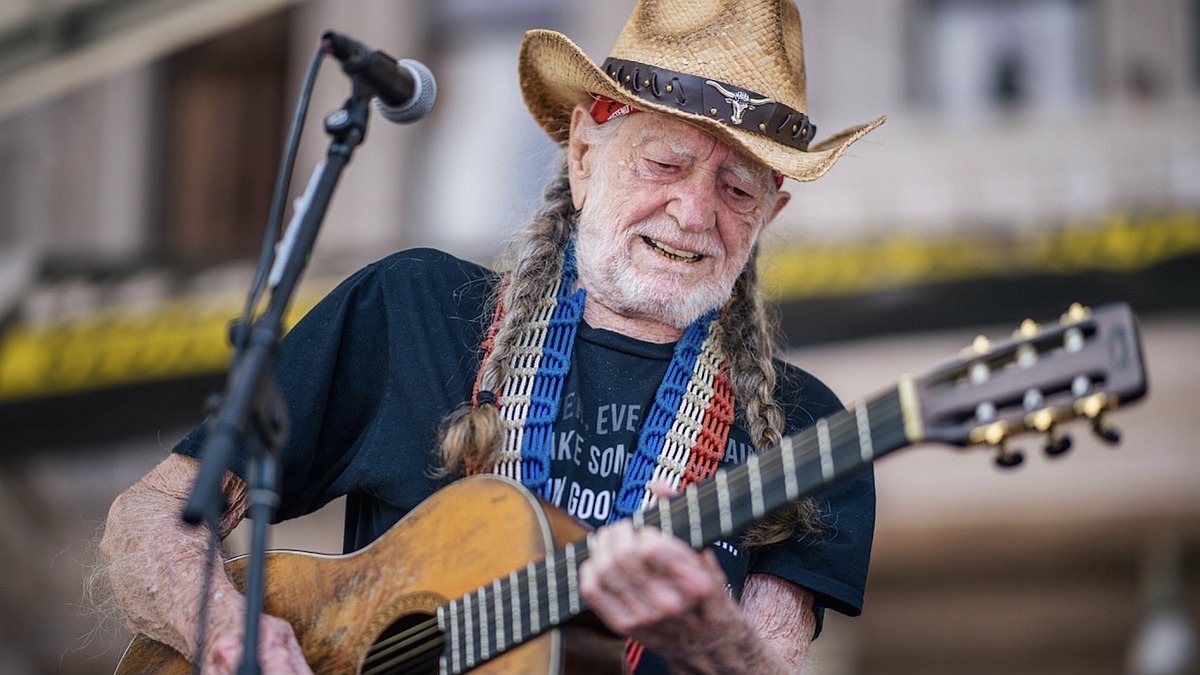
569,108,789,334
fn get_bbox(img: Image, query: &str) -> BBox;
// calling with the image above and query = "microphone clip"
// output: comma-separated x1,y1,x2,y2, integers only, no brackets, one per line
320,30,436,124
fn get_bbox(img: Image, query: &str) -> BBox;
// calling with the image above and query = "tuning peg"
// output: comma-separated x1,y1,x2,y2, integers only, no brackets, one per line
1044,431,1073,457
971,422,1024,467
1014,318,1041,340
1091,417,1121,445
1060,303,1091,325
961,334,992,360
994,443,1025,468
971,334,991,354
1074,393,1120,445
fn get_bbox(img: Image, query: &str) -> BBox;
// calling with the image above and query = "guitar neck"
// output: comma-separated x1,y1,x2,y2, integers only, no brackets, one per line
633,384,914,542
436,384,915,673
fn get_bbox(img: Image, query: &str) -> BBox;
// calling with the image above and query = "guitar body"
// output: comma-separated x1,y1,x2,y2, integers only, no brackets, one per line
115,476,624,675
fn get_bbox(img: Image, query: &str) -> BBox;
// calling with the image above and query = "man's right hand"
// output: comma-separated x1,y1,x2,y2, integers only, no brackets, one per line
201,613,314,675
100,454,314,675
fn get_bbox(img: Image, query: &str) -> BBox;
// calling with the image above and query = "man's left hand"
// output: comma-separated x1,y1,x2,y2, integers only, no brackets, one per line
578,519,736,652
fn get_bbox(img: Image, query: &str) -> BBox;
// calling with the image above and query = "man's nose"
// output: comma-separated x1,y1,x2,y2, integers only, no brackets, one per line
665,171,719,233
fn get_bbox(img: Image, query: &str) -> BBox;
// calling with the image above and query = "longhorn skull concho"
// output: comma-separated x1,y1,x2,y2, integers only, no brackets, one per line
705,80,773,125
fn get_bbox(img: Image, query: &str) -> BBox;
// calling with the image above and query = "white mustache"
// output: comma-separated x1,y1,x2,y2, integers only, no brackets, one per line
629,220,723,261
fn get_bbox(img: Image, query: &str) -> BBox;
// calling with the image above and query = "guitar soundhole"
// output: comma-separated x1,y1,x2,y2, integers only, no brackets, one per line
362,612,442,675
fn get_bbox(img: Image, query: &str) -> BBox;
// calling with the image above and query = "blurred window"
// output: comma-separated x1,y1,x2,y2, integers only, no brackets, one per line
914,0,1097,122
408,0,567,258
157,13,288,268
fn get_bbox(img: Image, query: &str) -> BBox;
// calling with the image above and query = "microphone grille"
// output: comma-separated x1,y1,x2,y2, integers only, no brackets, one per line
375,58,437,124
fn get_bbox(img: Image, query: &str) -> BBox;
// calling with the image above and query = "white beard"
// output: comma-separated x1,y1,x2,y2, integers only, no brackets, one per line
574,203,738,331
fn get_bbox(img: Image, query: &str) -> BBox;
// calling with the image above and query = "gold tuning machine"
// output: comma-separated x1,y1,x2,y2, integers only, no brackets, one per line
1028,407,1072,457
1091,417,1121,445
994,442,1025,468
970,421,1026,469
1014,319,1041,340
1075,392,1121,445
1060,302,1092,325
960,334,992,359
1044,429,1073,456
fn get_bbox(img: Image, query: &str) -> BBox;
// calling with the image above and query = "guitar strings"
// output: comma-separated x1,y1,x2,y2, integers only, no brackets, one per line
359,629,444,675
359,622,444,674
314,397,903,675
309,618,442,675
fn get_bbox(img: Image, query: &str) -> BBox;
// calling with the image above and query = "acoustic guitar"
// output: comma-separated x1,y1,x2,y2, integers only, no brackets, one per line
115,303,1148,675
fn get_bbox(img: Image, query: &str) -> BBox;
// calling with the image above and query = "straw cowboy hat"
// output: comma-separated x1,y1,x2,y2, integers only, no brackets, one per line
518,0,885,183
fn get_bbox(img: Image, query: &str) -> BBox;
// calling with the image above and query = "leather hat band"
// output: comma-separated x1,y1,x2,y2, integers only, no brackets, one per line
602,57,816,151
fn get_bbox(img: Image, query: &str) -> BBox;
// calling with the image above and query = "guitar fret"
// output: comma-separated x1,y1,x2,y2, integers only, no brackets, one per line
454,601,465,673
856,401,874,462
526,562,540,634
493,578,505,652
463,593,475,667
747,453,765,518
441,598,458,672
817,418,834,483
565,543,581,615
477,586,490,662
686,487,702,547
780,436,798,501
546,551,560,626
436,604,456,674
509,570,522,644
715,470,733,535
658,497,673,537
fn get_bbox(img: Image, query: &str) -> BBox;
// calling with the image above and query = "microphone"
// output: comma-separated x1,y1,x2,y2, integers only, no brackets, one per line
321,30,437,124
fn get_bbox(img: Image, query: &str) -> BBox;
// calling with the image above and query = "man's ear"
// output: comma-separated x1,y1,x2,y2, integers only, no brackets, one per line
763,190,791,231
567,106,595,210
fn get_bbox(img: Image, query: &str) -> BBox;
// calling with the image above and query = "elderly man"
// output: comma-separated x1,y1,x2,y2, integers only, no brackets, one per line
100,0,883,673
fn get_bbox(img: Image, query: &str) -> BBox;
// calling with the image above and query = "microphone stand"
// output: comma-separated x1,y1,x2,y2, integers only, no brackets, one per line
181,81,375,675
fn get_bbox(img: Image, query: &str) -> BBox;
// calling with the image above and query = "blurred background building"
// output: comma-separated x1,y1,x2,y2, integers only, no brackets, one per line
0,0,1197,673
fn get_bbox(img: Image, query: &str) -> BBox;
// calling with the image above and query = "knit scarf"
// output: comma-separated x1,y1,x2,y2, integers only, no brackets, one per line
476,247,736,518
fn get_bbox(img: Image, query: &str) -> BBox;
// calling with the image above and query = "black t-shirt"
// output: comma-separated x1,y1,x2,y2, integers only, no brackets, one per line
175,248,875,672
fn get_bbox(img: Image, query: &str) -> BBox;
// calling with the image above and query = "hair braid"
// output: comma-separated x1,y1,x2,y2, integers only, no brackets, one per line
722,249,824,544
723,251,785,450
438,157,577,474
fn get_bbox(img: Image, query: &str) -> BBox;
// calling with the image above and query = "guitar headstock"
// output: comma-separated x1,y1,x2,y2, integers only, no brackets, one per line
914,303,1148,466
